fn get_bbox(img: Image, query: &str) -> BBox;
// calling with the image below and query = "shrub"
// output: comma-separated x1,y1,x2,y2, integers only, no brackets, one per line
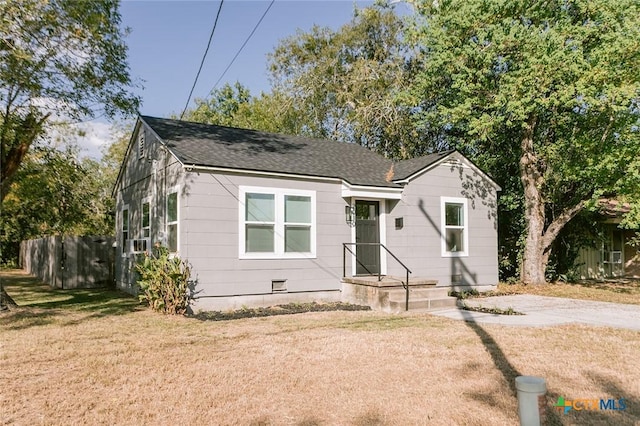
135,245,192,315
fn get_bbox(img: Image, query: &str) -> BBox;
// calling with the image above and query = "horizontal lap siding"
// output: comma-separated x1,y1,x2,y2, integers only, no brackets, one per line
181,173,349,297
114,124,183,292
385,163,499,286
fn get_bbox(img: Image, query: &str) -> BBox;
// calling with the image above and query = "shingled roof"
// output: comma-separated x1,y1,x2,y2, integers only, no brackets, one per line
141,115,451,188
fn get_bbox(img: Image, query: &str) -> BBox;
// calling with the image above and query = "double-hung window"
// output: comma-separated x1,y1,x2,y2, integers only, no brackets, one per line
121,207,129,255
240,187,315,258
167,190,178,253
132,200,151,253
142,201,150,238
441,197,468,257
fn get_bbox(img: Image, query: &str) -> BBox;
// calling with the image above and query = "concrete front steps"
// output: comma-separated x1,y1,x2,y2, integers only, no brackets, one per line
385,287,458,313
341,276,458,313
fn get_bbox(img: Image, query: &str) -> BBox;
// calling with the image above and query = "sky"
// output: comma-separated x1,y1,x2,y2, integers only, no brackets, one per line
78,0,417,159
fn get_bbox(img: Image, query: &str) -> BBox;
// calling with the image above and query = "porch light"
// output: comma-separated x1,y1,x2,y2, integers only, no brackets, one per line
345,205,356,227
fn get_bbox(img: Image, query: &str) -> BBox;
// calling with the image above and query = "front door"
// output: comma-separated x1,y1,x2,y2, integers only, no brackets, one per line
355,200,380,275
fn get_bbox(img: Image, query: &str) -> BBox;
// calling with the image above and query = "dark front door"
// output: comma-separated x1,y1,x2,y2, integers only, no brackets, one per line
355,200,380,275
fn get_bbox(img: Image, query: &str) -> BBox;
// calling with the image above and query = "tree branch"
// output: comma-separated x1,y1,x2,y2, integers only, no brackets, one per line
541,201,587,253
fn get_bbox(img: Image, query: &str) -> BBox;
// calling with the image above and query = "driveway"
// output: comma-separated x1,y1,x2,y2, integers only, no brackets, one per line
430,295,640,330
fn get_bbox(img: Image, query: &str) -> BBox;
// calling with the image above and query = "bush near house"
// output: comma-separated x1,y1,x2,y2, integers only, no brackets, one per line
135,245,191,315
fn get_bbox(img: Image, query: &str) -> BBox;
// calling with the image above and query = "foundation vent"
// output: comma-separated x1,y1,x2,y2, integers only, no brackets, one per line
272,279,287,293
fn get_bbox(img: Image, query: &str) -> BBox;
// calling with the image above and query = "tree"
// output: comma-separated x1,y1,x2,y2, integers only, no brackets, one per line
0,0,140,202
181,82,307,135
0,122,131,266
269,4,442,158
0,144,116,263
408,0,640,284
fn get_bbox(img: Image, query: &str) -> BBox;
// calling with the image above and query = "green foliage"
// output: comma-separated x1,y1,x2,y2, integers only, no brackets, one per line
408,0,640,282
0,122,130,264
135,245,192,315
0,0,140,201
268,4,437,158
449,289,480,299
180,83,307,136
0,144,117,262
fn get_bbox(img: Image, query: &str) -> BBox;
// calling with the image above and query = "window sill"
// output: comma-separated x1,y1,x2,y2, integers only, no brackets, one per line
239,253,317,260
441,252,469,258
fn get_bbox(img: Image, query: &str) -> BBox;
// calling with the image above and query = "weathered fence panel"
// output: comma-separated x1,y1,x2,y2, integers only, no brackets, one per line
20,236,115,289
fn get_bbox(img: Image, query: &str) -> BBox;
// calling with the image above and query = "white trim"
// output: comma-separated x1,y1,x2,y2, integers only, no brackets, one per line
138,131,145,160
121,204,130,257
238,186,317,259
440,196,469,257
141,196,152,240
185,164,342,184
341,182,403,200
166,185,180,254
379,199,388,275
395,151,502,191
131,238,150,254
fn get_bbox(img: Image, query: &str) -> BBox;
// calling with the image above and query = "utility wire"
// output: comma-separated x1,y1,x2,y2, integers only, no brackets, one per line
180,0,225,120
210,0,275,92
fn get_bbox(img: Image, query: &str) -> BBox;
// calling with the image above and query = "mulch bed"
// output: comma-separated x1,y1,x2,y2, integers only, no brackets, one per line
193,301,370,321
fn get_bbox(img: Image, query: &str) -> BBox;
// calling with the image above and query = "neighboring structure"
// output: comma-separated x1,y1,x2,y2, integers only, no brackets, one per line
113,115,500,311
575,200,640,279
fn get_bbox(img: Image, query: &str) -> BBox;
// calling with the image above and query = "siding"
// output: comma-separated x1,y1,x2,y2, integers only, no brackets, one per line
114,122,184,292
385,161,499,287
114,124,500,305
181,173,350,298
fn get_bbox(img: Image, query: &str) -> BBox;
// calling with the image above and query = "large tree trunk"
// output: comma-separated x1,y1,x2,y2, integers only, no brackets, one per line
519,117,548,285
519,116,586,285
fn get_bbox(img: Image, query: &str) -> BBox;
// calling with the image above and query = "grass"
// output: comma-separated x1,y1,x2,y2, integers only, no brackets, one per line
488,280,640,305
2,269,640,425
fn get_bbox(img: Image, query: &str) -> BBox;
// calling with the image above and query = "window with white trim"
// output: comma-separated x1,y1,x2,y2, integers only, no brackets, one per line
167,191,178,253
141,200,150,238
130,199,151,254
240,187,315,258
121,207,129,255
441,197,468,257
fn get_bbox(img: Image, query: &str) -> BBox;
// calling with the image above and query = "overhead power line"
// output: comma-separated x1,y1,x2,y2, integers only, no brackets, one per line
180,0,225,120
210,0,275,92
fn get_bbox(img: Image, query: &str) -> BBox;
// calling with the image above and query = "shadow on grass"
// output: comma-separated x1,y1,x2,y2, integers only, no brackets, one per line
575,280,640,295
0,269,142,330
463,319,564,425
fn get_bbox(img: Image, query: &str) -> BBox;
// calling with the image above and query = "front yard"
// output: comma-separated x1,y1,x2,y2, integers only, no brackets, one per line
1,270,639,425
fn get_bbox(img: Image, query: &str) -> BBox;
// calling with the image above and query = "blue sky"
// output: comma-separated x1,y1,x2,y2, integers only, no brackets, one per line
77,0,407,158
120,0,380,118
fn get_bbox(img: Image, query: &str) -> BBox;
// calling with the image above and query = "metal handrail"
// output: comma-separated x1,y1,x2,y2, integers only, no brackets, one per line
342,242,412,311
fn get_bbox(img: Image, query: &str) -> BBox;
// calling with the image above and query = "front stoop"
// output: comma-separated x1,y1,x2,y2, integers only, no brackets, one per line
341,276,458,313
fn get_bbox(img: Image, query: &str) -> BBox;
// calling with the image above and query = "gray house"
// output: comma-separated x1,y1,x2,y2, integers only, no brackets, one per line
114,115,500,312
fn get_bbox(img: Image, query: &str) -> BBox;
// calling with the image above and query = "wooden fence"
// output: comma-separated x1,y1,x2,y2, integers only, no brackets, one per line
20,236,115,289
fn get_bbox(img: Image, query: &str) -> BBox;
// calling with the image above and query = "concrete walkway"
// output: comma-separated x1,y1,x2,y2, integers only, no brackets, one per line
429,295,640,330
